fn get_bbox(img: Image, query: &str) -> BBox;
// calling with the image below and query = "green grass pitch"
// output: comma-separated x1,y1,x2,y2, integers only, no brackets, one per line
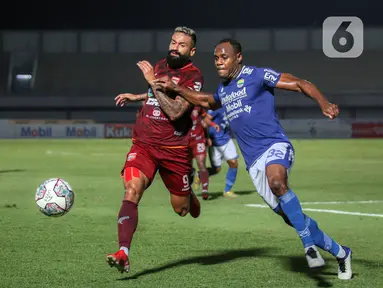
0,139,382,288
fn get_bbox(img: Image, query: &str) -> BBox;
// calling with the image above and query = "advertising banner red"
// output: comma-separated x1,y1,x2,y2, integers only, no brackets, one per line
352,122,383,138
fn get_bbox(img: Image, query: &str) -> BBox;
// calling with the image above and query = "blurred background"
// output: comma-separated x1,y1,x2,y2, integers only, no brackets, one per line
0,1,382,138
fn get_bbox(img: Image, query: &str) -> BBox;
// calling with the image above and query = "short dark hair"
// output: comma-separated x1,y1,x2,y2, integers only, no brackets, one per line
217,38,242,54
174,26,197,47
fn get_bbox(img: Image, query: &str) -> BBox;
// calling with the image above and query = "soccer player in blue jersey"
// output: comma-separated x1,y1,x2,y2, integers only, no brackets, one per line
152,38,352,280
202,108,239,198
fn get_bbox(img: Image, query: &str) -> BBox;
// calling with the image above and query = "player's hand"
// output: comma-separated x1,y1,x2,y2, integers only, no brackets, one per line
151,76,176,92
321,102,339,119
137,61,155,83
213,124,220,132
207,138,212,147
114,93,136,107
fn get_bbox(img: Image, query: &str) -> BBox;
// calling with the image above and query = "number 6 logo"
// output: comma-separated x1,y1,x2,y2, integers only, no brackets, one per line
322,16,363,58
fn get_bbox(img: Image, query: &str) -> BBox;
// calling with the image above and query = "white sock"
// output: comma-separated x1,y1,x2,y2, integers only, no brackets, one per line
336,245,346,258
120,246,129,256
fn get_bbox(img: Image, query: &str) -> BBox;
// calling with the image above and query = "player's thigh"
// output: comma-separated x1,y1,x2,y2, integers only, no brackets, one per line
159,147,193,195
264,142,294,192
248,164,279,210
160,163,192,214
222,139,239,162
121,144,158,202
211,146,223,167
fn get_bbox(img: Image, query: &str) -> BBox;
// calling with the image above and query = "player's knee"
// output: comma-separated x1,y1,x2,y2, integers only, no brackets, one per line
197,159,206,170
123,183,141,203
227,159,238,168
173,204,189,217
268,177,288,197
276,209,292,227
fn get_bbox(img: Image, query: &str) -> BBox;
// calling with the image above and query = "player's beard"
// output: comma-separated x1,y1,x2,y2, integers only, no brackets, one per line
166,51,190,69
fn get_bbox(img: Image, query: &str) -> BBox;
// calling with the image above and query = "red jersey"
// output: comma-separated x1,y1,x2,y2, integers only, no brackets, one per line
133,59,204,147
190,106,206,139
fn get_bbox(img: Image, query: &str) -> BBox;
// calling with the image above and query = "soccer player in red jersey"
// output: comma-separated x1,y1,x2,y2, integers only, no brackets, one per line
106,27,204,273
189,106,210,200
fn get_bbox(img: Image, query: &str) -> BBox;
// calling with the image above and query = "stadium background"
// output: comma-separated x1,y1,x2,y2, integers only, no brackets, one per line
0,1,382,137
1,2,383,287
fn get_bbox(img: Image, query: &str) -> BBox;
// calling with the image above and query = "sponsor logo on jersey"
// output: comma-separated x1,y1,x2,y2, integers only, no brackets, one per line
171,77,180,84
146,98,160,106
127,153,137,161
152,107,161,117
264,68,280,76
226,100,243,112
221,87,247,105
241,67,254,75
148,87,154,97
264,72,278,83
193,81,202,91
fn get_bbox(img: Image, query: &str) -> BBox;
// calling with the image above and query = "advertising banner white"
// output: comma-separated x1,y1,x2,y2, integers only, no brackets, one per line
0,123,104,138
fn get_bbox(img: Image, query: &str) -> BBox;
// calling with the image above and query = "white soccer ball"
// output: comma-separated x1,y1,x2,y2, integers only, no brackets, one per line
35,178,75,217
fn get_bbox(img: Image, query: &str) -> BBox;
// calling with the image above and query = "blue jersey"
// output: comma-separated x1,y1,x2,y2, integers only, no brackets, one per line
207,108,231,147
213,65,291,170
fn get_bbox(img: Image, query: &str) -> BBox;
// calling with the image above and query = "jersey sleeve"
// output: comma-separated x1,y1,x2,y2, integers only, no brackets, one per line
207,109,217,118
213,85,222,104
257,68,282,88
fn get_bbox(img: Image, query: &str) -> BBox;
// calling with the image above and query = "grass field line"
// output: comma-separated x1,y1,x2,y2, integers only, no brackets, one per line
246,204,383,218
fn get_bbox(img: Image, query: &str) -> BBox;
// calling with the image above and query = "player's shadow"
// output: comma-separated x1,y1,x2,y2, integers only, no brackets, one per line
118,247,272,281
0,169,25,174
207,189,256,200
275,255,377,287
277,255,333,287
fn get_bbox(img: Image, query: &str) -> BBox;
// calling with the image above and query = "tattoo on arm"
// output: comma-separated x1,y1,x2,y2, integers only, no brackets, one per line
152,86,190,121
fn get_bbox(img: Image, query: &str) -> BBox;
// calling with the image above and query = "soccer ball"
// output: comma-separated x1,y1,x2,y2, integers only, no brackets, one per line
35,178,75,217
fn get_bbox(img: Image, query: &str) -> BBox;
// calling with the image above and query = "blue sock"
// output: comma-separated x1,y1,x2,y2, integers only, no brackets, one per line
305,215,343,257
224,167,237,192
279,190,314,248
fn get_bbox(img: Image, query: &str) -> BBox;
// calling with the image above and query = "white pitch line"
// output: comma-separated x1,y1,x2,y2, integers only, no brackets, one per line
245,204,383,218
302,208,383,218
300,200,383,205
246,200,383,207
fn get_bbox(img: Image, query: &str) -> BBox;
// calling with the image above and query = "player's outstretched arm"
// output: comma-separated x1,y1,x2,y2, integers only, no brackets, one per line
153,77,221,110
276,73,339,119
115,93,148,106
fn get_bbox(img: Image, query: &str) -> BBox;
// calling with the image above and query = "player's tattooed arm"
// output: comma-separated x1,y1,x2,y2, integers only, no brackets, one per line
151,86,191,121
152,77,221,110
276,73,339,119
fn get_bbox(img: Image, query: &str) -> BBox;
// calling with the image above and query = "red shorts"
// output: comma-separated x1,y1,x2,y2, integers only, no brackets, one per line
121,142,193,196
189,134,207,157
